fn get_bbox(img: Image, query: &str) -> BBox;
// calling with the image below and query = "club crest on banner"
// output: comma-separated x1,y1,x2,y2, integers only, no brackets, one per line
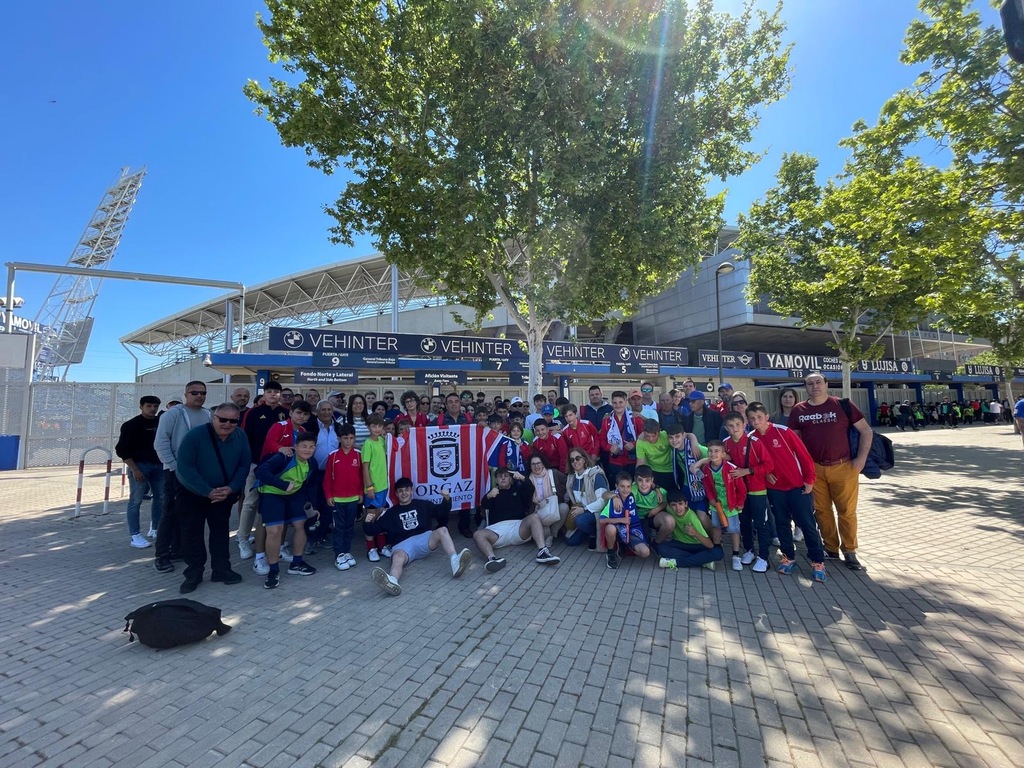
428,431,459,479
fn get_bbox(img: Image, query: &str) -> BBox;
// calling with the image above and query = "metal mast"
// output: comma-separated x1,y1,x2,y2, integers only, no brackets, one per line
32,167,146,381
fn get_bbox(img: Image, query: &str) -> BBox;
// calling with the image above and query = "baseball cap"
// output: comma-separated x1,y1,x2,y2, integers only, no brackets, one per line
510,396,524,405
327,391,343,398
541,404,555,415
719,382,733,391
688,391,705,401
629,388,643,399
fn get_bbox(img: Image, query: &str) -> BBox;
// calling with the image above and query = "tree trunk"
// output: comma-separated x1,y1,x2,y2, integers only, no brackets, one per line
840,360,853,399
527,324,545,397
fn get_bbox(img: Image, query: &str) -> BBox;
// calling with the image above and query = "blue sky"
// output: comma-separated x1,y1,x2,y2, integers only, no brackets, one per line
0,0,1001,381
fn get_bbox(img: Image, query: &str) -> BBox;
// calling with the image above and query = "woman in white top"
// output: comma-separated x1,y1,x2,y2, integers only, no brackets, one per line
528,454,569,544
563,449,610,549
344,394,371,449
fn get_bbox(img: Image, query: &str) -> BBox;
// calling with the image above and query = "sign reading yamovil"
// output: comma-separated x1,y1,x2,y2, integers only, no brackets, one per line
757,353,843,375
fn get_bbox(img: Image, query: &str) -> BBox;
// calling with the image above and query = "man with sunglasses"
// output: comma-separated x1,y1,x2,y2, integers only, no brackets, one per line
174,403,251,593
153,381,211,573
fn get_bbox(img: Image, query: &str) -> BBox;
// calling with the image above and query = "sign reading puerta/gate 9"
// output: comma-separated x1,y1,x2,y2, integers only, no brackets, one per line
386,425,509,510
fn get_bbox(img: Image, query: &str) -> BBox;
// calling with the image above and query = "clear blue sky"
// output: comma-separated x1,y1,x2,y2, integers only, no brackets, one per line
0,0,1001,381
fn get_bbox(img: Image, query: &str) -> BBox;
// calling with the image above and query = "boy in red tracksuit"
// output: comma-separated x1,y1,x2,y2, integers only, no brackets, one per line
322,424,363,573
531,421,567,472
261,401,313,460
561,404,600,470
700,440,747,571
746,402,827,584
722,412,774,573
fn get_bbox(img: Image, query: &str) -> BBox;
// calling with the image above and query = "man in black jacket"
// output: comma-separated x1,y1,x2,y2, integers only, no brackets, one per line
364,479,470,596
115,395,164,549
473,468,560,572
682,391,723,447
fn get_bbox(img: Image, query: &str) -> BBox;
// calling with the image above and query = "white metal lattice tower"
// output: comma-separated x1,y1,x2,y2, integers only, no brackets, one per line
33,167,146,380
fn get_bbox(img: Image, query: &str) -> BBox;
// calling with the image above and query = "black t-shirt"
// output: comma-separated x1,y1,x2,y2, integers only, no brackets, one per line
243,403,290,460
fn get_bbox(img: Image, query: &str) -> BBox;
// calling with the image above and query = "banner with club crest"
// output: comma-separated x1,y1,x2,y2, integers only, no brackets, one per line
386,425,509,510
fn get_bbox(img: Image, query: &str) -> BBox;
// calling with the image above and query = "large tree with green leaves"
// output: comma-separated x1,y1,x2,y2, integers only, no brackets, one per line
737,146,972,396
848,0,1024,395
245,0,790,392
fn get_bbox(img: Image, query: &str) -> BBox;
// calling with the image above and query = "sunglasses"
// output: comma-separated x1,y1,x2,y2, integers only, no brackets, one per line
732,400,747,405
641,388,653,393
571,455,586,462
188,390,207,396
384,396,394,400
214,416,238,424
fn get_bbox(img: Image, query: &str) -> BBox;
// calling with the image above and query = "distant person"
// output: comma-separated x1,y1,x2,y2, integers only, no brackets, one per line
115,395,163,549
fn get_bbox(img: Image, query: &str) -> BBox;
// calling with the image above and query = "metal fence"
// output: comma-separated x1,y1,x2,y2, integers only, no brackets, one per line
11,382,237,468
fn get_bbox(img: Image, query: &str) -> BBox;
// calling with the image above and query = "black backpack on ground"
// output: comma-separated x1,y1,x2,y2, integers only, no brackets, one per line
123,599,231,649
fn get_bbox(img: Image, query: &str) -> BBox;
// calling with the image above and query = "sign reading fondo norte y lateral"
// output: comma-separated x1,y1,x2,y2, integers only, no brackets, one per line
270,327,688,372
294,368,359,385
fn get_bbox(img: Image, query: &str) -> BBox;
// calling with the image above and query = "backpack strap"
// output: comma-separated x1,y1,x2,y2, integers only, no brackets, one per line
839,397,853,425
206,424,232,486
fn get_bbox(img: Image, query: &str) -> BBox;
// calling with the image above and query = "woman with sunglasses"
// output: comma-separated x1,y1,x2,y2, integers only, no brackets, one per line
563,450,610,550
528,454,569,546
719,391,751,439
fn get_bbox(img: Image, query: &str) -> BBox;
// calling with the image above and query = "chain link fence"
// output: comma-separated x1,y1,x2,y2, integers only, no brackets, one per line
7,381,237,468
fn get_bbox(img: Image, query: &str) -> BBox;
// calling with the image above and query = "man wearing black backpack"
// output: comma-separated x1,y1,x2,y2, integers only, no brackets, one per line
174,403,251,594
788,372,872,571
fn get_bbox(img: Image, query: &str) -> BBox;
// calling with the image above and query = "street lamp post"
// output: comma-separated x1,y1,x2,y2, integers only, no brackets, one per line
715,261,736,388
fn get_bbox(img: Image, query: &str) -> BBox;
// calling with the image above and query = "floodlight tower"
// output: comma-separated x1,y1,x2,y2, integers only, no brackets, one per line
32,167,146,380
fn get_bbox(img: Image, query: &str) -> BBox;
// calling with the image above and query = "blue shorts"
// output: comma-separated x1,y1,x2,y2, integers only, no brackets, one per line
259,493,306,528
365,489,390,508
393,531,433,563
713,512,741,534
612,523,648,550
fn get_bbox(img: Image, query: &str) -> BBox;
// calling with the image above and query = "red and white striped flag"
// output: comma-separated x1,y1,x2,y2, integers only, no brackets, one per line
386,425,509,510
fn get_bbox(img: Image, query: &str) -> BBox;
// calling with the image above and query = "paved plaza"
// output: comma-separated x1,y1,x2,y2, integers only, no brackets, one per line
0,423,1022,768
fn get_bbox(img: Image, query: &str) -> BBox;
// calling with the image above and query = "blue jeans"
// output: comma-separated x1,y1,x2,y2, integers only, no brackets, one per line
332,501,358,555
565,511,597,546
767,487,824,563
655,540,723,567
126,462,164,536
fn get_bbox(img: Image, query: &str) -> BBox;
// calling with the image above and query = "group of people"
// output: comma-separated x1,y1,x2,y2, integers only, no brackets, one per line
876,397,1013,430
117,371,914,596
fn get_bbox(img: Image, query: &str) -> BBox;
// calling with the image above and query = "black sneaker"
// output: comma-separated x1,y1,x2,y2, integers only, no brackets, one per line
843,552,864,571
154,557,174,573
824,550,841,560
264,571,280,589
536,548,560,565
485,557,506,573
606,551,618,570
211,570,243,585
179,578,200,594
287,562,317,576
587,538,597,551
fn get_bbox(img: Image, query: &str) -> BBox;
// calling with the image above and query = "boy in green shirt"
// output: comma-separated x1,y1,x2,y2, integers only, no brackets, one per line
635,419,674,491
361,415,390,561
633,465,671,544
655,489,722,570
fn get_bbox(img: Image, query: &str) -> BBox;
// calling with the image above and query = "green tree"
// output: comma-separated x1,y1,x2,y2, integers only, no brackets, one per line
737,148,971,396
848,0,1024,397
244,0,790,392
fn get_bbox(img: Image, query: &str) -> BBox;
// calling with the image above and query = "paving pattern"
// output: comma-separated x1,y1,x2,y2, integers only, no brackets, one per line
0,423,1022,767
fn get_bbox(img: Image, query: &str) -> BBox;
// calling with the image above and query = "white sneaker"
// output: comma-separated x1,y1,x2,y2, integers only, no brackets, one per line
367,548,381,562
130,534,151,549
731,555,743,571
279,545,293,563
237,537,253,560
345,553,356,566
740,550,756,565
793,527,805,542
252,557,270,576
752,557,769,573
371,566,401,596
451,548,471,578
380,545,392,558
335,553,352,571
146,528,158,539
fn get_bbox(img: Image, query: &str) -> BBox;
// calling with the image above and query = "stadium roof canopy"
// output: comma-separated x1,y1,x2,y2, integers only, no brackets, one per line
120,253,435,357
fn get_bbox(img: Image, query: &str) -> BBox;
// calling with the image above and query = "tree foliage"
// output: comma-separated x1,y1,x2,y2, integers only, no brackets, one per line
245,0,790,391
737,147,971,395
849,0,1024,367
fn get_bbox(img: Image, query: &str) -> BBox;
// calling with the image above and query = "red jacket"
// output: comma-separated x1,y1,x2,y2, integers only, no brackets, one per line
322,447,364,502
561,419,600,459
755,424,816,490
394,412,428,429
261,420,303,461
600,412,645,466
532,433,567,472
701,461,748,512
724,432,773,493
